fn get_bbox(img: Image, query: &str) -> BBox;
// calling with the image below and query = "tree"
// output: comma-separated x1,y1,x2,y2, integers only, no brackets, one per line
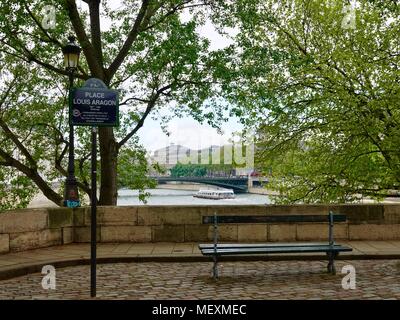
170,163,207,177
218,0,400,203
0,0,228,208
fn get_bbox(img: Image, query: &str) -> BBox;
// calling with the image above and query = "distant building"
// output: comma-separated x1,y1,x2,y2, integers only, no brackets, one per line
148,143,255,176
235,168,254,177
150,144,191,170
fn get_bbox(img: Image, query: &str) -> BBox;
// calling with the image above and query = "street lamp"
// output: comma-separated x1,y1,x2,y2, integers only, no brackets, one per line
62,35,81,207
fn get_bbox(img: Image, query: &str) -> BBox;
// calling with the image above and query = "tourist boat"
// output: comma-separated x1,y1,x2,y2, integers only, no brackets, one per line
193,189,235,200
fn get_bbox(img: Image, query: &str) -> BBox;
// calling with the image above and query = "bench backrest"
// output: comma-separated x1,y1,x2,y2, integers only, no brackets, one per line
202,213,347,224
204,211,346,247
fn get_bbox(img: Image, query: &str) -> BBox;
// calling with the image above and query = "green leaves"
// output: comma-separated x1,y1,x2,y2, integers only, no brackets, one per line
220,0,400,203
0,167,36,210
170,162,234,178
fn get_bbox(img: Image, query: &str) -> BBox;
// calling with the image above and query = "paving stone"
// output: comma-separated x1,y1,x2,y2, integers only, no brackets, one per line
0,259,399,300
0,241,400,299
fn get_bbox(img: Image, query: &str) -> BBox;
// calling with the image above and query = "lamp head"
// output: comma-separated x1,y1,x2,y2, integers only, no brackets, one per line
62,36,81,70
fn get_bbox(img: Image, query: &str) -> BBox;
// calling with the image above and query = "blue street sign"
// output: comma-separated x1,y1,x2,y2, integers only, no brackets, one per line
69,78,119,127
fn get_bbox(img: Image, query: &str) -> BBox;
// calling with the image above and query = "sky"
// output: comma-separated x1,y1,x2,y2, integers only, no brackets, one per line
138,112,242,152
95,1,242,152
137,17,241,152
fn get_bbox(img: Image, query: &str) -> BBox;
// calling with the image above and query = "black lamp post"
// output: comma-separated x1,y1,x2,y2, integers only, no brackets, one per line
62,36,81,207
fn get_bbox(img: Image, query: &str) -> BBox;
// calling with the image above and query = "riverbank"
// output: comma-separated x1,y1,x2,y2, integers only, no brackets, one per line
156,183,211,191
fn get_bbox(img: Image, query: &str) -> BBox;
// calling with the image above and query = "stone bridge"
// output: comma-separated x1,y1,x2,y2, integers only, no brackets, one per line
149,176,253,193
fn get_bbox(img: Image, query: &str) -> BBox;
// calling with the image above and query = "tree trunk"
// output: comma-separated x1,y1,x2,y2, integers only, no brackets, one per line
32,171,64,206
98,127,118,205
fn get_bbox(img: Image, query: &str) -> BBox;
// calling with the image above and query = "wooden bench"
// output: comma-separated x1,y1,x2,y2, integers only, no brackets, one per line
198,211,352,279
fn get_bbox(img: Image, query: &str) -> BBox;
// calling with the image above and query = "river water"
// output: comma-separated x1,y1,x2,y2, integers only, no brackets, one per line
117,188,271,205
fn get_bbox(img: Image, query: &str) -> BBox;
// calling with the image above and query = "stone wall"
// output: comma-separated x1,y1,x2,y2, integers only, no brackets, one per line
1,204,400,254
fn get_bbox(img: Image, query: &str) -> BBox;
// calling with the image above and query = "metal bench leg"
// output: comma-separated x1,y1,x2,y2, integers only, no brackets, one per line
212,211,219,280
327,252,337,275
327,211,337,275
213,254,218,279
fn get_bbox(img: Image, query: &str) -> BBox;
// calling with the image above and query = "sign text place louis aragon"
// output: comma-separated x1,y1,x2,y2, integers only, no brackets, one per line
73,91,117,106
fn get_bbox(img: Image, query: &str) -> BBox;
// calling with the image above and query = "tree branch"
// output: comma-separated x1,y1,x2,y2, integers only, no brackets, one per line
54,151,91,195
117,83,173,148
107,0,153,80
0,74,18,107
64,0,105,78
0,147,63,206
0,38,88,80
23,3,63,48
119,96,151,106
34,123,68,145
88,0,104,68
140,0,193,32
0,118,37,169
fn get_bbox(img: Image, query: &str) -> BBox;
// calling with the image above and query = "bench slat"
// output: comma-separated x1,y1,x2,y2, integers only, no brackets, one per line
202,214,347,224
199,243,345,250
200,245,352,256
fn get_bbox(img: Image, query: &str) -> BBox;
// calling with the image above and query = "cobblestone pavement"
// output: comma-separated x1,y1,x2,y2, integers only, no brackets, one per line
0,259,399,300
